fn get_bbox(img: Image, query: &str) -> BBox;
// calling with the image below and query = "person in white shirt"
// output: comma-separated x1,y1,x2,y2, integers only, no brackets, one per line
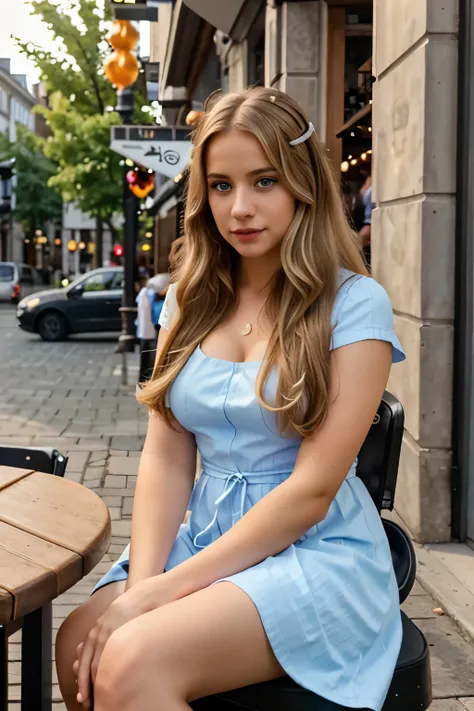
136,273,170,382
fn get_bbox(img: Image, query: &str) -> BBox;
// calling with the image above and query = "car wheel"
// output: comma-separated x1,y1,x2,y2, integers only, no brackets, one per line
37,311,67,342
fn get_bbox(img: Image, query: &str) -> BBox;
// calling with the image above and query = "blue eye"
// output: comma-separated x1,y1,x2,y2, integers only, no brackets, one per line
211,182,231,192
256,177,277,188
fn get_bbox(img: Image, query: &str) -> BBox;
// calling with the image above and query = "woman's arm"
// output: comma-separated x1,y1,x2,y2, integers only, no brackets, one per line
126,327,197,589
156,339,392,600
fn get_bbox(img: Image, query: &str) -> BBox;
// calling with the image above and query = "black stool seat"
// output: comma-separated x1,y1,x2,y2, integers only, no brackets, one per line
192,613,432,711
190,393,432,711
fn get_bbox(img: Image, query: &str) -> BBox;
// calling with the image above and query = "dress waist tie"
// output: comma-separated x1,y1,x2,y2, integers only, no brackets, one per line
193,472,248,549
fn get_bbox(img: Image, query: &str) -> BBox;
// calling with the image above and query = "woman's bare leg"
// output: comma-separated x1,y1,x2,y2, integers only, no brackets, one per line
55,581,125,711
93,582,285,711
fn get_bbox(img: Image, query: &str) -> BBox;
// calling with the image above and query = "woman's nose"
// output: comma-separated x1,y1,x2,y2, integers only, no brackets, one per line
231,188,254,219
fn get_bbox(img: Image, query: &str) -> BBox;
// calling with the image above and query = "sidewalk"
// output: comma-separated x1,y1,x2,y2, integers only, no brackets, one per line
0,317,473,709
0,328,147,707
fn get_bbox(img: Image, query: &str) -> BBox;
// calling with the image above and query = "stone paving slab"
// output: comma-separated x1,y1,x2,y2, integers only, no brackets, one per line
417,617,474,699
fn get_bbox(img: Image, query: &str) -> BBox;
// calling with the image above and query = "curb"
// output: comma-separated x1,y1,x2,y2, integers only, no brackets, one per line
415,543,474,644
383,510,474,645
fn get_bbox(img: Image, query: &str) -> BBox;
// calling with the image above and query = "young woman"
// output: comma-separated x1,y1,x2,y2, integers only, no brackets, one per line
56,87,405,711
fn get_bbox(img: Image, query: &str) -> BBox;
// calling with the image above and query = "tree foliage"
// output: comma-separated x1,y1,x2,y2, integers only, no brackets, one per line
15,0,116,116
37,93,122,236
13,0,151,244
0,125,62,234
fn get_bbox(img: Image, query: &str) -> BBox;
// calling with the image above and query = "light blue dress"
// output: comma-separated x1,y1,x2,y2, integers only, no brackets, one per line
94,269,406,711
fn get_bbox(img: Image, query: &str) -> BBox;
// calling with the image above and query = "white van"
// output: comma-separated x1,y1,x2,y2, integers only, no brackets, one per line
0,262,43,303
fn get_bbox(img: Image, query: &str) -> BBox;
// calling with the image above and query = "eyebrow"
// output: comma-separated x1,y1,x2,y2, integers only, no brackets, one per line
206,167,278,180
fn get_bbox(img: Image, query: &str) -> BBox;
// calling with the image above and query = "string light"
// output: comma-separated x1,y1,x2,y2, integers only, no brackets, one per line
340,149,372,172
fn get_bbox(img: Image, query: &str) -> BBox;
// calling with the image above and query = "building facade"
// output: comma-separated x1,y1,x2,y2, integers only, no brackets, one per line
152,0,467,546
0,58,36,262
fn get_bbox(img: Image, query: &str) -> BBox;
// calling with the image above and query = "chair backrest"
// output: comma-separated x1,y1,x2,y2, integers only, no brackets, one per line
356,390,404,512
0,445,68,477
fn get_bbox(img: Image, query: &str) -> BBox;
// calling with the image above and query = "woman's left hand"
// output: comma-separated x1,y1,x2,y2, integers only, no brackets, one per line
75,575,179,707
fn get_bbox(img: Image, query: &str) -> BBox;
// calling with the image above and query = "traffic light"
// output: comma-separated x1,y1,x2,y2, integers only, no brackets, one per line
113,244,124,258
126,166,155,198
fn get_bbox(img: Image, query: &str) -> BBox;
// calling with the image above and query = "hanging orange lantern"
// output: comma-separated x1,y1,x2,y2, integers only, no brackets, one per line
104,19,140,91
106,20,139,51
104,51,139,91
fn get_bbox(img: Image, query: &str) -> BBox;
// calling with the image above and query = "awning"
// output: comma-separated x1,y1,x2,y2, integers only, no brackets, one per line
336,103,372,138
147,179,178,217
147,171,188,217
183,0,246,38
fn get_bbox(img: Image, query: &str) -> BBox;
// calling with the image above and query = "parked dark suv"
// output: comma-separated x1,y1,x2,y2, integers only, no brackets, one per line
16,267,124,341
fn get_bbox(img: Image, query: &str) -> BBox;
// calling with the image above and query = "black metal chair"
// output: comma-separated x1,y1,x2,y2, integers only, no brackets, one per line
0,445,69,711
192,391,432,711
0,445,68,478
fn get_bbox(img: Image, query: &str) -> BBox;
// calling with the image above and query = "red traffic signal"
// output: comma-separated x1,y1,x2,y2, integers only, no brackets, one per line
113,244,124,257
126,167,155,199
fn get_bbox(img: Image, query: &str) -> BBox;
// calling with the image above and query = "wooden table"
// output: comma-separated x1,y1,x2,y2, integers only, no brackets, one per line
0,466,111,711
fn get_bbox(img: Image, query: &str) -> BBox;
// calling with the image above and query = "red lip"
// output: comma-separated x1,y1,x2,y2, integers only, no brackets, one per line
231,229,264,243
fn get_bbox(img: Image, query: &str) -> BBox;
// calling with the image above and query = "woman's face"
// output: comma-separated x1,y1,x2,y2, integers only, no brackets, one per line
206,128,296,260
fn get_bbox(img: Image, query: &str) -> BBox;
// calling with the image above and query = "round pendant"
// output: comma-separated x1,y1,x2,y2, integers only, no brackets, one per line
241,323,252,336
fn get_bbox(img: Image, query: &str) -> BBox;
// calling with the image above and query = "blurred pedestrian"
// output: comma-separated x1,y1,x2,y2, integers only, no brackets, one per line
135,275,156,383
136,272,170,382
147,273,170,335
351,170,372,267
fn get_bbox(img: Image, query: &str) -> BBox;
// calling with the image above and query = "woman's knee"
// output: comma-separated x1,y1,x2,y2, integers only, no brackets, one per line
56,583,125,702
94,626,145,707
94,616,182,707
56,604,92,708
56,605,87,674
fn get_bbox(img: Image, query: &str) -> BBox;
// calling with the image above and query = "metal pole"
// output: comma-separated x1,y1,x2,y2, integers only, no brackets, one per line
452,0,474,542
115,88,139,382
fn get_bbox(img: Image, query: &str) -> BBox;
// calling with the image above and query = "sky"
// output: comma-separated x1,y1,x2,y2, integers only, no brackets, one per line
0,0,150,92
0,0,56,88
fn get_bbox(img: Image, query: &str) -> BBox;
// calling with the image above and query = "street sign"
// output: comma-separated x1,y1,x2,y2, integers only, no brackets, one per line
110,125,193,179
110,0,170,20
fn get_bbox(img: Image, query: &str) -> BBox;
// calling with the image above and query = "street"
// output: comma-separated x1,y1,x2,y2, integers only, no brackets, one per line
0,303,147,707
0,304,474,710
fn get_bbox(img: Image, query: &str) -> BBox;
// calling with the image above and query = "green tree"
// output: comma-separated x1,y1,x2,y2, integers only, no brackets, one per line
37,93,123,244
0,125,62,238
14,0,151,265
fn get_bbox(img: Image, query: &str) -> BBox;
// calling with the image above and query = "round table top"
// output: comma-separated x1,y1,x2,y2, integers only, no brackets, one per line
0,466,111,624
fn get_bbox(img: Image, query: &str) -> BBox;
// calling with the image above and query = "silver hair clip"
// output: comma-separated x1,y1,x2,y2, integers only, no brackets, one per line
289,122,315,147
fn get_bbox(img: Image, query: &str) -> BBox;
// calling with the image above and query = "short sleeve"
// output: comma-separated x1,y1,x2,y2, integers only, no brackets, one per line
158,282,178,330
331,275,405,364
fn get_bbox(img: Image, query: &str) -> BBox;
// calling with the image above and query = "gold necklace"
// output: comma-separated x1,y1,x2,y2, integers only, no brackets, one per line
241,323,252,336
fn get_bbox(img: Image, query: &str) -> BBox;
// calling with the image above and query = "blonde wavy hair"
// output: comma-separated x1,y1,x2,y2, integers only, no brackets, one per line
138,87,368,437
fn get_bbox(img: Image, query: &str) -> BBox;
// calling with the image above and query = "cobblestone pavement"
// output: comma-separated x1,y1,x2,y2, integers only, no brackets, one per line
0,304,473,710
